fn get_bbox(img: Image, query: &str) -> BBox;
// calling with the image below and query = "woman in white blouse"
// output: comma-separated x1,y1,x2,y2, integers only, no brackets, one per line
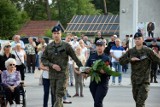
73,46,86,97
13,43,26,82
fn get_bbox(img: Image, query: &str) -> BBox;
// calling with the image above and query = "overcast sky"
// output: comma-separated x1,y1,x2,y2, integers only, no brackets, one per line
49,0,52,4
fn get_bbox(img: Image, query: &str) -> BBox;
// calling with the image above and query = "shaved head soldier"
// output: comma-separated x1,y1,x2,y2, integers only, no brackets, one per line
41,26,82,107
119,32,160,107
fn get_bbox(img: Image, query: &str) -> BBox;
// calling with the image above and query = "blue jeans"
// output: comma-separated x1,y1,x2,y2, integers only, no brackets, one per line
35,54,39,67
63,90,69,100
112,62,122,83
43,78,54,107
68,63,74,84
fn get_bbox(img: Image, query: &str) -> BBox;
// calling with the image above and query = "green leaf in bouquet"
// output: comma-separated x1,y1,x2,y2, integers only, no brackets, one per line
92,59,102,70
103,66,121,76
89,59,121,84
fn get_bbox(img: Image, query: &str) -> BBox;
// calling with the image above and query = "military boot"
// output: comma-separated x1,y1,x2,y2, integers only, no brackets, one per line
154,78,158,83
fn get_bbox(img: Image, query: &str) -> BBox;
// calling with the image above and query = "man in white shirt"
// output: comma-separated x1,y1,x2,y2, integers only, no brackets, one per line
11,35,25,50
110,38,125,85
71,36,79,50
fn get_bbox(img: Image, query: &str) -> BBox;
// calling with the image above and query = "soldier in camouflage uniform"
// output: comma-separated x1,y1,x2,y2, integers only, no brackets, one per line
41,26,82,107
119,32,160,107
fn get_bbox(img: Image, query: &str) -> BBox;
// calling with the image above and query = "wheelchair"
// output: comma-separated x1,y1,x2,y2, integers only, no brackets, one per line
0,82,26,107
0,83,7,107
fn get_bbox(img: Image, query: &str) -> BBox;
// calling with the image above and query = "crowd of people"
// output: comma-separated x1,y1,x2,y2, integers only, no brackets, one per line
0,26,160,107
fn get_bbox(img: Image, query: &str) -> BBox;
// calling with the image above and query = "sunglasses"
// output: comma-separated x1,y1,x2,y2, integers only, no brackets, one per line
53,32,60,34
10,64,16,66
5,45,11,48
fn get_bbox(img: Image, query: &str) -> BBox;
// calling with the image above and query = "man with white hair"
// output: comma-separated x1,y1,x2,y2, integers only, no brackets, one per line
11,35,25,50
25,37,36,73
71,36,79,50
110,38,125,85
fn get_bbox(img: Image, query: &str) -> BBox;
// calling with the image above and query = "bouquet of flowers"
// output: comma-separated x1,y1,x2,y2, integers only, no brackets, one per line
80,59,121,83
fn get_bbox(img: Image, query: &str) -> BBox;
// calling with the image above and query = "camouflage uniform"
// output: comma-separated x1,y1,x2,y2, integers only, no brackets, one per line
41,41,82,107
119,46,160,107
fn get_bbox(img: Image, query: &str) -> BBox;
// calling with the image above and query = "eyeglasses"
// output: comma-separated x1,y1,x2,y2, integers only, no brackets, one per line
53,32,60,35
9,64,16,66
5,45,11,48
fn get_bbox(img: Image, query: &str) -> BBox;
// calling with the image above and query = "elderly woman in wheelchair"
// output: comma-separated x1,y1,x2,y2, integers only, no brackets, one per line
1,58,21,107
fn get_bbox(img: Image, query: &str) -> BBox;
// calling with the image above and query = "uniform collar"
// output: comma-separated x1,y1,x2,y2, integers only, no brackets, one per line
51,40,63,47
96,52,105,57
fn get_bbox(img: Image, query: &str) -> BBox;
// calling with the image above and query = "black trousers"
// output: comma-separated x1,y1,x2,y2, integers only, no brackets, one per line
27,54,36,73
148,31,154,38
4,85,20,105
16,65,25,80
0,74,1,83
89,81,108,107
151,63,158,81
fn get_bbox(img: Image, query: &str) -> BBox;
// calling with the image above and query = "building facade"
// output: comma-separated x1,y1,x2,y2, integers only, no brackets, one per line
120,0,160,40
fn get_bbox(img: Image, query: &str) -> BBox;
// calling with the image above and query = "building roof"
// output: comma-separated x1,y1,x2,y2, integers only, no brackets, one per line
17,20,64,36
65,15,119,36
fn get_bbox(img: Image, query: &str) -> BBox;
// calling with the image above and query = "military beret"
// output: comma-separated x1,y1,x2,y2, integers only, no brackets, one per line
51,26,61,32
134,32,143,39
96,39,104,45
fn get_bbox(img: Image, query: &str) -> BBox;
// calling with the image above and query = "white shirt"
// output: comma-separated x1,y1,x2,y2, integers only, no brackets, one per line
71,41,79,50
11,40,25,49
42,70,49,79
110,46,125,62
81,47,88,58
74,54,86,68
13,50,26,65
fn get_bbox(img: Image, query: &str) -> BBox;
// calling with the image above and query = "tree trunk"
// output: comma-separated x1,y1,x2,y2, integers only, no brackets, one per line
103,0,107,14
45,0,51,20
57,0,61,19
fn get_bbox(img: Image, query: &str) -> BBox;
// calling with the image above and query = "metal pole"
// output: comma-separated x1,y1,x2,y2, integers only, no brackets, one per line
132,0,138,47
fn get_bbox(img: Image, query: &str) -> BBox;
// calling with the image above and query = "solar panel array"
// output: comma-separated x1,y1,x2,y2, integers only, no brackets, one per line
65,15,119,35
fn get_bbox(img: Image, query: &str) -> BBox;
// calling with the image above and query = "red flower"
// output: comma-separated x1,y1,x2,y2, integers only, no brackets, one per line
105,61,110,66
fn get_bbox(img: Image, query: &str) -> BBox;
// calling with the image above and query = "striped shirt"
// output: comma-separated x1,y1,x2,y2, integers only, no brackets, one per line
110,46,125,62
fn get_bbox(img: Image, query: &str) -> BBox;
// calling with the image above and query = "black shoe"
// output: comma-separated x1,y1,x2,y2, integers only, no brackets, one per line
63,100,72,104
154,81,158,83
67,94,71,98
71,83,74,86
80,94,84,97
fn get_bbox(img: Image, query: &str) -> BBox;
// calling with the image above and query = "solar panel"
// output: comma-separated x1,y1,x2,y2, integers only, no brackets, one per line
65,15,119,35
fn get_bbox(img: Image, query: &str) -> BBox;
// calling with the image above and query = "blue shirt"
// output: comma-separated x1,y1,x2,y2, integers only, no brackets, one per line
11,40,25,49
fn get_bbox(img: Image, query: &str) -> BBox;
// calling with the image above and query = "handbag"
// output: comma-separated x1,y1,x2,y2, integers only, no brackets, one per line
15,51,26,69
34,68,43,79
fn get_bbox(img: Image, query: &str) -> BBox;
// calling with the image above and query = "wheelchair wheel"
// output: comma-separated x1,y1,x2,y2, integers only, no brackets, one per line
19,82,26,107
0,84,7,107
22,94,26,107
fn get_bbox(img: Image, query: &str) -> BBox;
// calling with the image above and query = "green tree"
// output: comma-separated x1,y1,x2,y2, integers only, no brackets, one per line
52,0,101,27
23,0,47,20
0,0,29,39
92,0,119,14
